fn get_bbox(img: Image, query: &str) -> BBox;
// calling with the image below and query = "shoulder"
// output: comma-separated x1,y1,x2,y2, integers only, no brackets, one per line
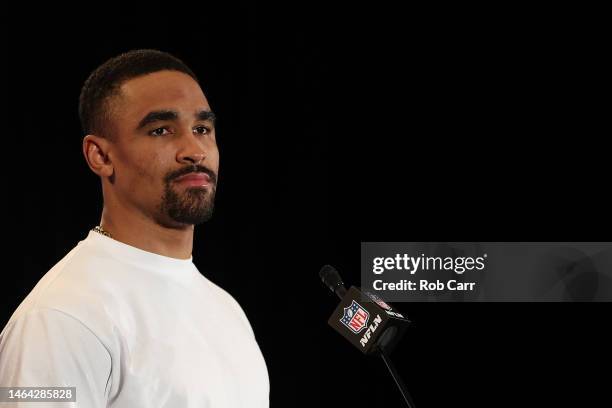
6,238,119,345
199,276,256,338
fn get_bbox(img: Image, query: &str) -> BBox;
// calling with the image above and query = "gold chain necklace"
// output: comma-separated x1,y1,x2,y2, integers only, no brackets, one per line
92,225,112,238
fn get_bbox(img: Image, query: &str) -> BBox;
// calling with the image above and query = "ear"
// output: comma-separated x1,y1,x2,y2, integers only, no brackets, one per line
83,134,114,178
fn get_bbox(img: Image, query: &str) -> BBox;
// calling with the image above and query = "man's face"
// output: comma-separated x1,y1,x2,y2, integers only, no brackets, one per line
107,70,219,228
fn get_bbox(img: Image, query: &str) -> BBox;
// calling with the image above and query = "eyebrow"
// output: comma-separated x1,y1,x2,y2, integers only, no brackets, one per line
196,110,216,123
136,109,216,130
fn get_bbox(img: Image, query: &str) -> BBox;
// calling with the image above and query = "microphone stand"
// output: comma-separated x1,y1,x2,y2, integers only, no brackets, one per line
378,346,416,408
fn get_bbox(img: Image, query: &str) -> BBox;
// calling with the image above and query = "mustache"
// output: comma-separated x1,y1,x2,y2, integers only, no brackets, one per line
165,165,217,185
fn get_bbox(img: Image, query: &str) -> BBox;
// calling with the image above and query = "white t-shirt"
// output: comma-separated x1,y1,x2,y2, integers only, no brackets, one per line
0,231,269,407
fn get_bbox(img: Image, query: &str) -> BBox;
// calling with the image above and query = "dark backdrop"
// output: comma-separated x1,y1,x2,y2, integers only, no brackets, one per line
5,5,609,407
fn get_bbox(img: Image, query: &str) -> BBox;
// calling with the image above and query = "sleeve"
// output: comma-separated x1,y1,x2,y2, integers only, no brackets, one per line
0,308,111,408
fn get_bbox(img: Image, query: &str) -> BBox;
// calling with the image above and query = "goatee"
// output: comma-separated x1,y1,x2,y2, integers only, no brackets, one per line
159,165,218,225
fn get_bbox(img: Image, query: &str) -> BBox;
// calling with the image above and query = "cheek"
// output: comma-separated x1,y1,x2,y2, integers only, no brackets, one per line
122,150,166,192
209,144,220,171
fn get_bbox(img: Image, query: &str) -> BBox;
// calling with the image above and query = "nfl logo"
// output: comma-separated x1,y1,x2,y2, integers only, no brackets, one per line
374,298,392,311
366,291,392,311
340,300,370,334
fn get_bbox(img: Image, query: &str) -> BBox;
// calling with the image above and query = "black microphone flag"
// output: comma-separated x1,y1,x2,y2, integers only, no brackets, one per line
327,286,411,355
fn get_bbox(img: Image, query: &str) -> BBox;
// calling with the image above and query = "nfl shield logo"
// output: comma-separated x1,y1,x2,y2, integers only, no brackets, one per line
340,300,370,334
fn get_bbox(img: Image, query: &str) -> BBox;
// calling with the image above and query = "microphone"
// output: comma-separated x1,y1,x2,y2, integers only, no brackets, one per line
319,265,416,407
319,265,410,355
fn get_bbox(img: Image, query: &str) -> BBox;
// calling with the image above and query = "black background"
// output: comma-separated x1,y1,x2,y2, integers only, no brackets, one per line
4,5,610,407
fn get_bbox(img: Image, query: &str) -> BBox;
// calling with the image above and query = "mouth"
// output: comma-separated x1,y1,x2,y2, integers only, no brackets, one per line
173,172,212,188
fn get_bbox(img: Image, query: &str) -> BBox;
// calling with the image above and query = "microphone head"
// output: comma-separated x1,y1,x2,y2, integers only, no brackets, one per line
319,264,347,298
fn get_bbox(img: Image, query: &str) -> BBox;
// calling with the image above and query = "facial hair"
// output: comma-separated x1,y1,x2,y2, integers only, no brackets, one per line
158,165,217,225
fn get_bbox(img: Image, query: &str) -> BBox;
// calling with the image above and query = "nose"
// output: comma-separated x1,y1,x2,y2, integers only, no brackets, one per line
177,134,206,165
180,152,205,165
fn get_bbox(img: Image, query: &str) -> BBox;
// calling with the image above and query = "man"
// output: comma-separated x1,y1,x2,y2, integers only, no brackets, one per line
0,49,269,407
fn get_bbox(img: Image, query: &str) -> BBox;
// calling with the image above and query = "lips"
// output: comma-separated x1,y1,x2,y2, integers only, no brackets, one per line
173,172,212,187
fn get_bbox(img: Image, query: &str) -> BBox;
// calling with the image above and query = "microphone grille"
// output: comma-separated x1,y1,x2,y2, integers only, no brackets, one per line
319,264,343,291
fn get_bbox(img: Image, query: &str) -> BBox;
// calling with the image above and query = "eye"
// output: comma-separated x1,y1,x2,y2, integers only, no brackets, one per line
149,127,171,137
193,125,211,135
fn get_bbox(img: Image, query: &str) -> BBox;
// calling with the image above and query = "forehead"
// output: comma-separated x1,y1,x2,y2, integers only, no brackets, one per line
117,70,210,122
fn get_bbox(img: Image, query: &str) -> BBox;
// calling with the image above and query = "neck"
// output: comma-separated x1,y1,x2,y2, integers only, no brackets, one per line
99,206,194,260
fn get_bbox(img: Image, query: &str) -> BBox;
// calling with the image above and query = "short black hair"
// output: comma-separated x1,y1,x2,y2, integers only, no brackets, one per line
79,49,199,137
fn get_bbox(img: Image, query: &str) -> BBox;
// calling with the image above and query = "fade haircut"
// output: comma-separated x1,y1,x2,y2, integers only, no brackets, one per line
79,49,199,138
